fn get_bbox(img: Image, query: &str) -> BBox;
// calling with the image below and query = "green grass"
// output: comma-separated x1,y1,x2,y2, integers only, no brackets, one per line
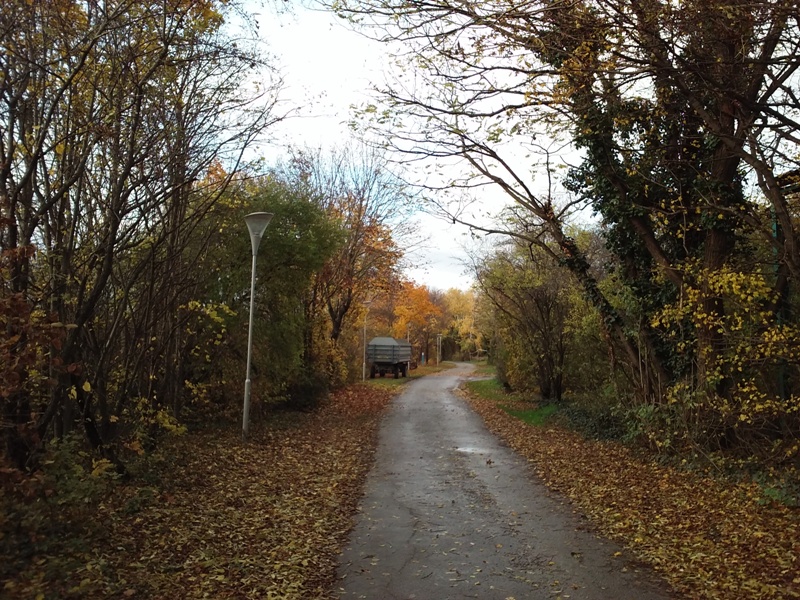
464,375,558,427
502,403,559,426
464,377,508,402
470,360,496,377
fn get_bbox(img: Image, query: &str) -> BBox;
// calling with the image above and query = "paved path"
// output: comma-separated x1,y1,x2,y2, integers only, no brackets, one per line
336,363,675,600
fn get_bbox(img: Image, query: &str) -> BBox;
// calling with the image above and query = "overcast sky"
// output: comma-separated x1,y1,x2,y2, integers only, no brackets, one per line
247,3,479,291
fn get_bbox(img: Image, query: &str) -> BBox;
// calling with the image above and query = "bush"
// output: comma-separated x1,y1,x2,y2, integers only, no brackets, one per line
285,371,329,411
562,404,627,440
558,391,628,441
0,434,117,583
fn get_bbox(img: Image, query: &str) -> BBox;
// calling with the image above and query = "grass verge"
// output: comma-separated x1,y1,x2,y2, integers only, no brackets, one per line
503,403,559,426
463,374,558,426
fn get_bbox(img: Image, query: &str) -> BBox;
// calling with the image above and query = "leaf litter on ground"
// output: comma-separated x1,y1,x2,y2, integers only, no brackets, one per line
2,384,395,599
6,373,799,600
461,391,800,600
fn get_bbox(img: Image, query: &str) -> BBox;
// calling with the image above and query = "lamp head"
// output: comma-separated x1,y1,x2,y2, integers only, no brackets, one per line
245,212,273,255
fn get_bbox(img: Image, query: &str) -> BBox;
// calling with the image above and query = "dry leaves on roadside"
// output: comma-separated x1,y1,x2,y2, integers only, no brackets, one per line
463,394,800,600
3,384,395,600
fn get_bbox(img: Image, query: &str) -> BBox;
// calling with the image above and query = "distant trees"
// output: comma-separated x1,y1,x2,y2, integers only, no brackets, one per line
265,146,417,390
392,280,443,361
440,288,480,360
359,279,481,366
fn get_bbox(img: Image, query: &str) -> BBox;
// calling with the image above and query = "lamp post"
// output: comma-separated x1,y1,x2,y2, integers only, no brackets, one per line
406,323,412,374
242,212,273,442
362,300,372,381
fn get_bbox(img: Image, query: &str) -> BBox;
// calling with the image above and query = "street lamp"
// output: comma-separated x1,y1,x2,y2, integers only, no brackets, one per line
362,300,372,381
242,212,273,442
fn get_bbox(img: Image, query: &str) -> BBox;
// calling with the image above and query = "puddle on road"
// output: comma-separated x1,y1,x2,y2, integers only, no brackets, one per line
454,446,489,454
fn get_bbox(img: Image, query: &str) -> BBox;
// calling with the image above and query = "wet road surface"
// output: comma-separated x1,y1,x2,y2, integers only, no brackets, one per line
336,363,675,600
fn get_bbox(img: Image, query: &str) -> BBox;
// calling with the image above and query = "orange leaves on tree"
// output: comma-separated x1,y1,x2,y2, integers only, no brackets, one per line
393,280,443,336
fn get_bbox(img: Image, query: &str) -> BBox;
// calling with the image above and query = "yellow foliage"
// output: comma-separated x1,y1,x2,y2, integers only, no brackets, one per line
90,458,114,478
650,263,799,438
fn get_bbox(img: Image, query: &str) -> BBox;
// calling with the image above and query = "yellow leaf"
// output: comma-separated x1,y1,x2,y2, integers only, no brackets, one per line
91,458,113,477
82,381,92,392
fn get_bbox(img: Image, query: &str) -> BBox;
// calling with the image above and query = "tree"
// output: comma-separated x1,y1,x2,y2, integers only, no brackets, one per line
441,287,479,360
0,0,282,468
275,145,414,344
392,280,443,362
197,174,344,413
476,240,572,400
334,0,800,453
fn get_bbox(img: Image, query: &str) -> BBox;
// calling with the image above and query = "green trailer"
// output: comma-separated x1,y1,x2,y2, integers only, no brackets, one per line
366,337,412,379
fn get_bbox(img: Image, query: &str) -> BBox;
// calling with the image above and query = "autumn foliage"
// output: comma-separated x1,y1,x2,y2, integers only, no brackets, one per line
338,0,800,468
0,0,281,470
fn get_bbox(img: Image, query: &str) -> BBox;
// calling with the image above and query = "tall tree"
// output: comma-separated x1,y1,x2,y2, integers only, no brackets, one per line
440,287,479,359
275,145,414,343
196,173,343,412
334,0,800,451
476,240,572,400
392,280,443,362
0,0,282,468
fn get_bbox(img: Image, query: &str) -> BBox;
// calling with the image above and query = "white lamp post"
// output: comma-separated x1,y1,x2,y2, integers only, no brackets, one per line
242,212,273,442
362,300,372,381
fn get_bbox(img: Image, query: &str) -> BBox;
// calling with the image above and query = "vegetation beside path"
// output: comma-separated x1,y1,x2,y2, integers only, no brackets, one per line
462,379,800,600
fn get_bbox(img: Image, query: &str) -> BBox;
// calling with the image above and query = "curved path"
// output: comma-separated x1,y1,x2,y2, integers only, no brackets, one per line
336,363,675,599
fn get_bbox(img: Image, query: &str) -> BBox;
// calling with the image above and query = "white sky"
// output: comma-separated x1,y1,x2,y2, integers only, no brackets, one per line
246,3,478,291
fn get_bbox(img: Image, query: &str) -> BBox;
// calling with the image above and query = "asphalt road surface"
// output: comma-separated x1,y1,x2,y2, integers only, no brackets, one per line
336,363,675,600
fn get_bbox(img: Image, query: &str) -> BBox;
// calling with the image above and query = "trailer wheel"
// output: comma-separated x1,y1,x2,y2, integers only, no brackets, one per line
370,365,376,379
